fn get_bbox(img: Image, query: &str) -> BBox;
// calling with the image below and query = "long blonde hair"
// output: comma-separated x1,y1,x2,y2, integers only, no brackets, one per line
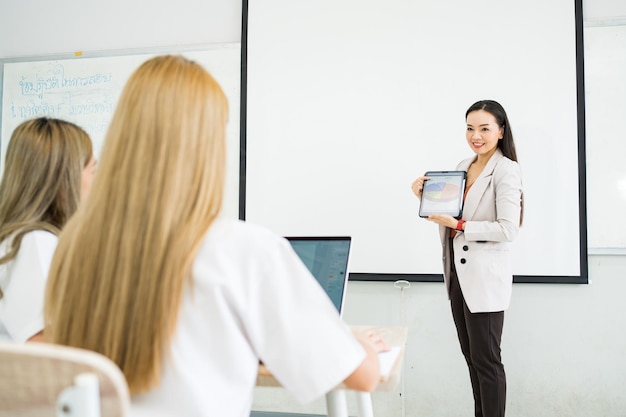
44,55,228,393
0,118,92,298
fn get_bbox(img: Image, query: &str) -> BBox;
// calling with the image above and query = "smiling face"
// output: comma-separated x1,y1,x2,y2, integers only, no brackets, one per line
466,109,503,160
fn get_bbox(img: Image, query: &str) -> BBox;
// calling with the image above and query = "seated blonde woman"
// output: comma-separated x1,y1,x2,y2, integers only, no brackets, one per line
44,55,386,417
0,117,94,342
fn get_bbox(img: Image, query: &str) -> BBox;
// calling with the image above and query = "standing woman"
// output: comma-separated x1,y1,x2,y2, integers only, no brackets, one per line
44,55,385,417
412,100,523,417
0,118,95,342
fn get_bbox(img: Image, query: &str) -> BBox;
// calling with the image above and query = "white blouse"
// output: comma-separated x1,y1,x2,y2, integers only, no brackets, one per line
131,218,365,417
0,230,58,342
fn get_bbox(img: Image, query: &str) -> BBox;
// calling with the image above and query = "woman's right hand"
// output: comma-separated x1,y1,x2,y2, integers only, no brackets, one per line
343,329,390,392
411,175,429,199
355,328,390,354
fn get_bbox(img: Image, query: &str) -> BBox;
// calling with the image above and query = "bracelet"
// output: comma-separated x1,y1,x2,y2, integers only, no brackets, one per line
456,219,466,231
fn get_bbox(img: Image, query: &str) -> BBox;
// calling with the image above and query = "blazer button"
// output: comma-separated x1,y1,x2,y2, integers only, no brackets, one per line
460,258,466,264
463,245,469,251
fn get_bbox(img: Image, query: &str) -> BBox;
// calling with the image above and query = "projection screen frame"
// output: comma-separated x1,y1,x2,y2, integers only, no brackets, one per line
238,0,588,284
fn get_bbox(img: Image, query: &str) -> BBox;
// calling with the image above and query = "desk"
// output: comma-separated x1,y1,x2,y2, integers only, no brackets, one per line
256,326,407,417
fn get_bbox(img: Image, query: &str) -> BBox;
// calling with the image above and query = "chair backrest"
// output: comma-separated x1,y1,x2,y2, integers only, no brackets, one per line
0,342,130,417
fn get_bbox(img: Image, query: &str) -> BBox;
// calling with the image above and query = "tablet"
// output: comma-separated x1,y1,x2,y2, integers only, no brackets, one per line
418,171,467,219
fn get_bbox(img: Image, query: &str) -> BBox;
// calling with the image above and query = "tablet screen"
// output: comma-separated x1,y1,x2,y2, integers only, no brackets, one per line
418,171,467,219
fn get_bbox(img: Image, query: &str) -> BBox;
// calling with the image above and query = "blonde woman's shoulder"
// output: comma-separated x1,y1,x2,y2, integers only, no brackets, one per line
0,229,57,257
202,217,286,252
21,230,58,256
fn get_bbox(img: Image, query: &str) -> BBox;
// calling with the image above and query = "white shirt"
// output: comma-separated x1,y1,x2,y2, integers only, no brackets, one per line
131,218,365,417
0,230,58,342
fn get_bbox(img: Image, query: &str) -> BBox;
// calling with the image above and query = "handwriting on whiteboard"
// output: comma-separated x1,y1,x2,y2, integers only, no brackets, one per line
9,64,116,129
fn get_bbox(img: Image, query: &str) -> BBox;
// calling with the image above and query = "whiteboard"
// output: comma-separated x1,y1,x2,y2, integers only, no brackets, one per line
245,0,586,282
584,25,626,251
0,44,241,219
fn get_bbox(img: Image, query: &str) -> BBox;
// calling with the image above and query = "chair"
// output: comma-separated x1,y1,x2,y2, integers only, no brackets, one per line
0,341,130,417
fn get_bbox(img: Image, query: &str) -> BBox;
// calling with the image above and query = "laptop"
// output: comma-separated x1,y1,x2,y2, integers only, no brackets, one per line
284,236,402,380
285,236,351,316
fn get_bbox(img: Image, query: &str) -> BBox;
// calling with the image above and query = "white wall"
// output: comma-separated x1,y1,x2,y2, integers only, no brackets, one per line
2,1,625,416
0,0,241,57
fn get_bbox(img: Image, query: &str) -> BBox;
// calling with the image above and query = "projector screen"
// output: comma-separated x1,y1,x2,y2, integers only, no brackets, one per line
243,0,587,283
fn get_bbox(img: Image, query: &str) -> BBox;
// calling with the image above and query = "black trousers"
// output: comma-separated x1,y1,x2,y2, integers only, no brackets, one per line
449,249,506,417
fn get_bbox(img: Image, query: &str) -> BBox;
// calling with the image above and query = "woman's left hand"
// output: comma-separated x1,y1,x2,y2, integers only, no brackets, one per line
411,175,429,199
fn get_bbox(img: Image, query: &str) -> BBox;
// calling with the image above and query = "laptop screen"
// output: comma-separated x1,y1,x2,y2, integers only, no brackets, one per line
285,236,351,315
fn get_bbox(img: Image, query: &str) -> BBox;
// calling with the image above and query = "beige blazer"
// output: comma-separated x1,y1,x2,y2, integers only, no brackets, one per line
439,149,522,313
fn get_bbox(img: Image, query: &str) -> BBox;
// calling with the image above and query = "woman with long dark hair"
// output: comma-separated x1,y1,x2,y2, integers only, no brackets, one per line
412,100,523,417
